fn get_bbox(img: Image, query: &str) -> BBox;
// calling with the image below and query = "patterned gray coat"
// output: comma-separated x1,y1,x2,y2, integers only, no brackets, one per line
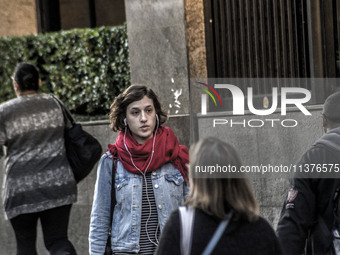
0,93,77,219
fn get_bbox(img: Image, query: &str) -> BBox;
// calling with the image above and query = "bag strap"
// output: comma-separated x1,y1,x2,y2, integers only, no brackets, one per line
108,159,117,237
179,206,195,255
202,211,233,255
50,95,75,127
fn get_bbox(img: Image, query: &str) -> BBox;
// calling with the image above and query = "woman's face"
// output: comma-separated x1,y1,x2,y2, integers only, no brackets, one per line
126,95,157,144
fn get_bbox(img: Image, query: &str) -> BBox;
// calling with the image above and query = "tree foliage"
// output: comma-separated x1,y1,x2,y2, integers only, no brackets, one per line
0,25,130,118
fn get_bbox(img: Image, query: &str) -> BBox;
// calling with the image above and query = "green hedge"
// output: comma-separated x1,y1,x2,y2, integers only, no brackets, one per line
0,25,130,118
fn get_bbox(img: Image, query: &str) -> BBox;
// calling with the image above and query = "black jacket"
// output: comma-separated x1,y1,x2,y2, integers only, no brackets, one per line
156,208,281,255
277,127,340,255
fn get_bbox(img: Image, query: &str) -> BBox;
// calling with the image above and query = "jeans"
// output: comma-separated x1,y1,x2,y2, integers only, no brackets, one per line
10,204,77,255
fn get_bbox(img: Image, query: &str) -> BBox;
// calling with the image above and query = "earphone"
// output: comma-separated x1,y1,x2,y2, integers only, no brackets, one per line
123,113,160,246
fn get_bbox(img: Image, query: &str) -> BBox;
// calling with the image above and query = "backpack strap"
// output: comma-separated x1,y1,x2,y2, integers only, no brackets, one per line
179,206,195,255
202,211,233,255
110,159,117,225
105,159,117,254
179,207,233,255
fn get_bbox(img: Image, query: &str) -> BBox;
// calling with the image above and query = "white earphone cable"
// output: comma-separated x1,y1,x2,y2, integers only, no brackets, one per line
123,115,160,246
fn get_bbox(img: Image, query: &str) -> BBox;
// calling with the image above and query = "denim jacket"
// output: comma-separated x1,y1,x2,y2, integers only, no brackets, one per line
89,151,188,254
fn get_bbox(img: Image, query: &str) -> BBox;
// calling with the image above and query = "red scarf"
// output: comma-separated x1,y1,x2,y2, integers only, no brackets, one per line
108,126,189,182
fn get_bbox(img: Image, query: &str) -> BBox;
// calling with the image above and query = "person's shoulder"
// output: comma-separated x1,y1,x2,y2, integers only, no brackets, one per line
162,208,180,233
309,130,340,159
254,216,275,228
38,93,60,105
299,144,337,164
161,126,174,135
162,126,181,140
240,216,274,233
0,98,22,120
170,207,184,223
0,97,20,110
96,150,117,176
246,217,282,254
98,151,114,166
249,217,279,240
100,151,115,164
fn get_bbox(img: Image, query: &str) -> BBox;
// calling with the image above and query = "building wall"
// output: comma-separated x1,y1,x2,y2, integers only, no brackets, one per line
0,0,37,37
184,0,209,142
60,0,126,30
184,0,207,79
95,0,126,27
0,0,126,37
59,0,89,30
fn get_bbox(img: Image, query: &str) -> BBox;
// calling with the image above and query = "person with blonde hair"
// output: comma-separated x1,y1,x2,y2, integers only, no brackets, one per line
156,137,281,255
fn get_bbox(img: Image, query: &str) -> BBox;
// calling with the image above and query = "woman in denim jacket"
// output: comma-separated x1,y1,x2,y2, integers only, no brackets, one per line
89,85,189,254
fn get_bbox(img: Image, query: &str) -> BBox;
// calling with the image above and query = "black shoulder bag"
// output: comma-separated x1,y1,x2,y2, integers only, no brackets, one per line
105,159,117,255
52,95,102,183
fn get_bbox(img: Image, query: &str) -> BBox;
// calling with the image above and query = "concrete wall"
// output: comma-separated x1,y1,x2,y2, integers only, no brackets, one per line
0,115,189,255
124,0,190,116
196,105,324,227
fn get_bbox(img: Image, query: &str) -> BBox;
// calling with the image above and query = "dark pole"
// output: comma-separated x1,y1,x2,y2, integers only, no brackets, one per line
37,0,61,32
35,0,43,33
45,0,61,32
88,0,96,28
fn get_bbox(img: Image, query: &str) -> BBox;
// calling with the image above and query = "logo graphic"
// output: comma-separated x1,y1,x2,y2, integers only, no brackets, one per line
195,79,312,128
196,82,222,114
198,83,311,116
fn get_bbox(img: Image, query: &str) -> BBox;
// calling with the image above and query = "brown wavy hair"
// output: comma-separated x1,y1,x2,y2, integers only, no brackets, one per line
109,85,168,132
186,137,259,222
